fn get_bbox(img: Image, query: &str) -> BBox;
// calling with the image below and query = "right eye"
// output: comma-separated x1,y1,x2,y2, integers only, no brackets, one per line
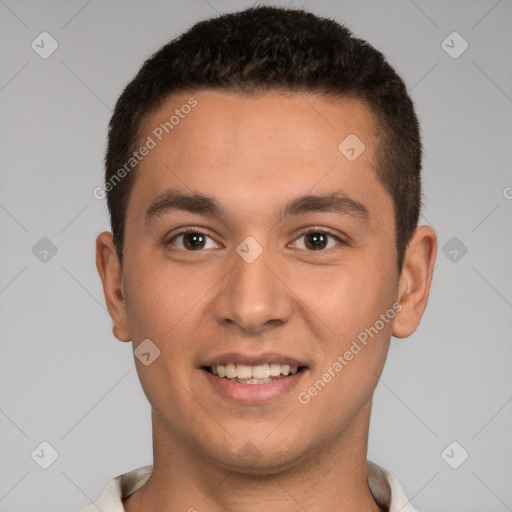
167,229,221,251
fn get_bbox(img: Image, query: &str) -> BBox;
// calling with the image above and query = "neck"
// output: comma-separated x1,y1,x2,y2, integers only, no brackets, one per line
123,401,382,512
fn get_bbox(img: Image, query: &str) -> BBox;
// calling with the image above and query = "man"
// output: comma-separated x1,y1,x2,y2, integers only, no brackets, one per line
88,5,436,511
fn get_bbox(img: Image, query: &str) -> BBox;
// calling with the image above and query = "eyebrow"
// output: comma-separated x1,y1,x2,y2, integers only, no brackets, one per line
145,189,223,223
144,188,369,224
282,191,369,222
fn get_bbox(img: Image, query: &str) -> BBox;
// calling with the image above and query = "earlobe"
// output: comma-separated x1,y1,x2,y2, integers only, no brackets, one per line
96,232,132,342
392,225,437,339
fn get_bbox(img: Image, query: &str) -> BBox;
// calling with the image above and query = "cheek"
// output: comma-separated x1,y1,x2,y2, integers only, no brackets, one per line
297,259,396,343
122,262,202,412
123,272,171,341
297,265,395,421
319,261,396,396
122,251,205,342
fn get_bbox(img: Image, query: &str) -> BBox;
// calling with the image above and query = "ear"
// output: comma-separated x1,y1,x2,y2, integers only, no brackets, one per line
393,225,437,338
96,231,131,342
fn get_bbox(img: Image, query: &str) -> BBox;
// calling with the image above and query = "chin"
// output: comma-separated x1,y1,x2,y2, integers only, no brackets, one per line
201,431,312,476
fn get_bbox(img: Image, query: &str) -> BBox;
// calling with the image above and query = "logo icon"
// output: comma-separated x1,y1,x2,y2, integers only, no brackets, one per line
442,237,468,263
31,441,59,469
32,237,58,263
237,442,263,467
441,441,469,469
338,134,366,161
31,32,59,59
236,236,263,263
134,338,161,366
441,32,468,59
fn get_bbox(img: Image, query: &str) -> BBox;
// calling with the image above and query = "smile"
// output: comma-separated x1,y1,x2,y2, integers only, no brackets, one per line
205,363,304,384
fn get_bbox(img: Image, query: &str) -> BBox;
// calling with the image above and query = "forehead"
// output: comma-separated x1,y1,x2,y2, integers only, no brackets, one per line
138,89,377,160
129,89,389,226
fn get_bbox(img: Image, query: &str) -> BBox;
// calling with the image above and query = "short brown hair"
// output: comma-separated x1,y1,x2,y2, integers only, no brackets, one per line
105,6,422,271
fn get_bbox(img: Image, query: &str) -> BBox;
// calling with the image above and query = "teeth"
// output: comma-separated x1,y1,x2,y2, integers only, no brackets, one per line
236,364,252,379
225,363,237,379
210,363,299,380
252,364,270,379
242,378,273,384
269,363,281,377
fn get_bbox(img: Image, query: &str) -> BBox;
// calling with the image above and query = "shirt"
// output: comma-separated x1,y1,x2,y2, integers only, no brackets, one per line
80,460,418,512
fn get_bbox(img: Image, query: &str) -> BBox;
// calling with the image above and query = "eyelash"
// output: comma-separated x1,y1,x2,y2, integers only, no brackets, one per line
166,227,345,251
291,229,345,251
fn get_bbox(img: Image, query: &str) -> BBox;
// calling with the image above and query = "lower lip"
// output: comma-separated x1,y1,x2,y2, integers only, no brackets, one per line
201,368,307,403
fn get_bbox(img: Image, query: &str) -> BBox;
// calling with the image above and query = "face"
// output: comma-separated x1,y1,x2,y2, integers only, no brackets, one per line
97,90,435,473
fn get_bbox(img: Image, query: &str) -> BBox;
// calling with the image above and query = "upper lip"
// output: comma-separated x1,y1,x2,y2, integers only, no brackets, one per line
202,352,306,368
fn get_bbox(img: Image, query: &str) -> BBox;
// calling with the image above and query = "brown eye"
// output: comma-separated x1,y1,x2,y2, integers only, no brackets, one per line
304,233,328,250
292,231,342,251
183,233,206,250
168,231,218,251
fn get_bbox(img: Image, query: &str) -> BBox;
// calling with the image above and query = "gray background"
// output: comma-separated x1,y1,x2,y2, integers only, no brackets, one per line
1,0,511,511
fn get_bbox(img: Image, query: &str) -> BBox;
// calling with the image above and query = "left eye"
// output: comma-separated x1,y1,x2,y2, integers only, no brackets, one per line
292,231,342,251
168,231,219,251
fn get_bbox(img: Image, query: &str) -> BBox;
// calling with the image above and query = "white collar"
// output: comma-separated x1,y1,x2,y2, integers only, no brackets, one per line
81,461,418,512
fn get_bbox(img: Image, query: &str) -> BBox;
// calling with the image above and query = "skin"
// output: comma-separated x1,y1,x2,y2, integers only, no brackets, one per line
96,90,437,512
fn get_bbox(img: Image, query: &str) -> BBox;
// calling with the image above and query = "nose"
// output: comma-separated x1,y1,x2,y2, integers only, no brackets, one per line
211,241,293,334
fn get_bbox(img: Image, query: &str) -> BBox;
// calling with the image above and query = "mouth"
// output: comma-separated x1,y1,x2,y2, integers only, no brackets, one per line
200,353,309,402
203,363,307,385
